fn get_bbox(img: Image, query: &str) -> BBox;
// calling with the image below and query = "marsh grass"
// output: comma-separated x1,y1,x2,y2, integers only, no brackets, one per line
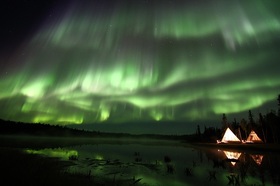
0,147,104,186
0,147,150,186
0,135,185,186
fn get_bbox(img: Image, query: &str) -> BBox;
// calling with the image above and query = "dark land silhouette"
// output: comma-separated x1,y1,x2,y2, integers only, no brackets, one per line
0,119,194,141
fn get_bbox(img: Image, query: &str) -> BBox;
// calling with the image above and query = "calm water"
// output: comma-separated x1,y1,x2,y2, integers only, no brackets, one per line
25,142,280,186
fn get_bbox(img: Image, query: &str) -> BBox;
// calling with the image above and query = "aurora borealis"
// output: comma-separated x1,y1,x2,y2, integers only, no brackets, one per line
0,0,280,133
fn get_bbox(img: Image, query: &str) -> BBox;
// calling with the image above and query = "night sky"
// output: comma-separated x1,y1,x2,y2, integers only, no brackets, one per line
1,0,280,134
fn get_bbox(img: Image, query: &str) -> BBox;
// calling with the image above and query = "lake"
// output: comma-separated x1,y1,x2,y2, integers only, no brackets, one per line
18,139,280,186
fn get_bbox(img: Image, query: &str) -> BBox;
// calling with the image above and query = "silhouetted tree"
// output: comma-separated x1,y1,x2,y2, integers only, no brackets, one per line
221,113,228,131
247,110,255,132
203,127,219,142
278,94,280,117
232,118,238,129
266,111,279,143
240,118,248,139
258,113,267,143
196,125,201,141
248,110,254,124
232,118,242,140
196,125,201,135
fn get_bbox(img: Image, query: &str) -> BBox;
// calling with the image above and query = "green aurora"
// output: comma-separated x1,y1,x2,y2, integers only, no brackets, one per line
0,0,279,130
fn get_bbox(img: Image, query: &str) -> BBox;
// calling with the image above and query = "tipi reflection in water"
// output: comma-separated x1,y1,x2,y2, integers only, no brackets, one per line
250,154,264,165
222,150,242,166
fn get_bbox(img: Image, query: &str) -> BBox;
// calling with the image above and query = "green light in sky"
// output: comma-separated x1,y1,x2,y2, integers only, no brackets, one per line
0,0,279,127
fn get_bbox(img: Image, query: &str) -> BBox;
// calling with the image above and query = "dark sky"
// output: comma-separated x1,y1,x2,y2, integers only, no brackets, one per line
1,1,54,54
0,0,280,134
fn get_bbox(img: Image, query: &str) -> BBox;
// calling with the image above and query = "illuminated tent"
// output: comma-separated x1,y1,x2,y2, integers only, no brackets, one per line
246,130,263,143
219,128,241,143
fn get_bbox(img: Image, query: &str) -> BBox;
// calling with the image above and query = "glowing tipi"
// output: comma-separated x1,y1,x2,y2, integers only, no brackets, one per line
246,130,263,143
218,128,241,143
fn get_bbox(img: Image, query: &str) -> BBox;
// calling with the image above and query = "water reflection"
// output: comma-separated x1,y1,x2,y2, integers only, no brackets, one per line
250,154,263,165
205,148,280,186
24,144,280,186
221,150,242,166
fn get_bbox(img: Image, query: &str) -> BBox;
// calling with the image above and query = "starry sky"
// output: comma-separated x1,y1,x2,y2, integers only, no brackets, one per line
0,0,280,134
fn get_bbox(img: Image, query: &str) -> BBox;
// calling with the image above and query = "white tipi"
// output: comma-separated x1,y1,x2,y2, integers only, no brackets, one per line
218,128,241,143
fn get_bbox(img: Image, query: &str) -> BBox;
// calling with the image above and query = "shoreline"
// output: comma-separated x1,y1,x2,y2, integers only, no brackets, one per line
0,134,186,149
1,134,280,153
190,142,280,153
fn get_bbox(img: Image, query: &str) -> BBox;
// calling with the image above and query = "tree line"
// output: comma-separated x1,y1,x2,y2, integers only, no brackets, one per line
0,119,190,141
0,119,100,138
196,94,280,143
